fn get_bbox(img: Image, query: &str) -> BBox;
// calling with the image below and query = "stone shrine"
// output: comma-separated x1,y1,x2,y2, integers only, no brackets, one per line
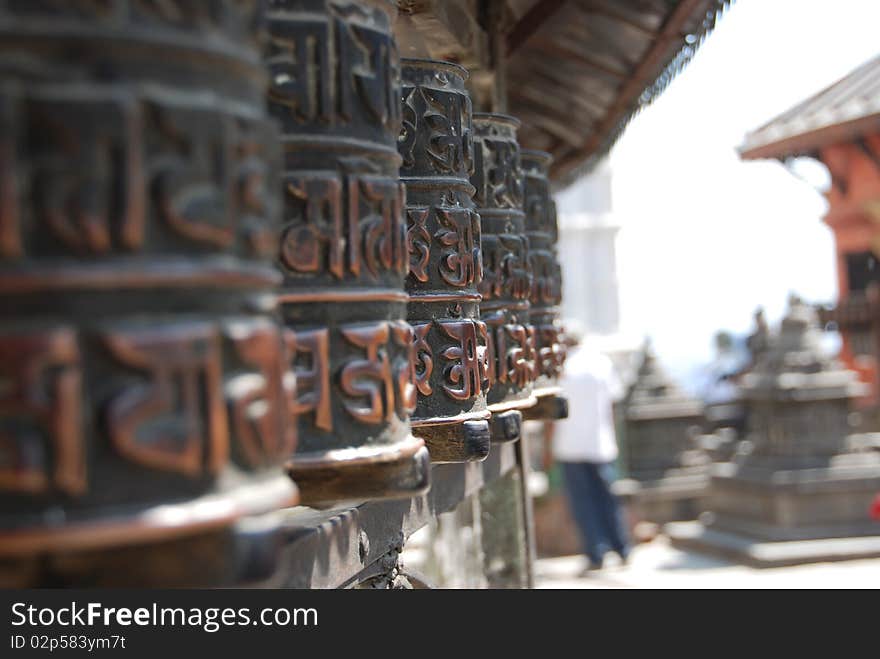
669,296,880,566
613,343,708,526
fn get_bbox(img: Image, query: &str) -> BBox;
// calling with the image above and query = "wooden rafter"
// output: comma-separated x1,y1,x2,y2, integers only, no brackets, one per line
506,0,568,56
553,0,708,177
526,38,628,81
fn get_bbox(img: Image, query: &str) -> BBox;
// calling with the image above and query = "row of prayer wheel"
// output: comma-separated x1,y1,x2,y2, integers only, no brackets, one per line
0,0,566,575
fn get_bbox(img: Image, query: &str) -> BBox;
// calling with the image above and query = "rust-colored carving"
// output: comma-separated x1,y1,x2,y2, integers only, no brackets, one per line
225,321,297,468
281,175,345,278
31,94,146,254
0,96,21,259
474,136,522,210
505,324,531,389
476,320,493,391
529,250,563,306
522,150,566,399
0,328,85,496
406,207,431,283
422,86,473,174
439,320,483,401
350,176,407,279
104,323,229,477
269,1,428,503
400,59,490,461
150,104,236,249
288,327,332,432
234,118,281,259
479,233,530,302
341,323,394,425
472,113,534,411
436,208,482,288
267,1,400,132
391,320,418,416
0,0,298,567
412,322,434,396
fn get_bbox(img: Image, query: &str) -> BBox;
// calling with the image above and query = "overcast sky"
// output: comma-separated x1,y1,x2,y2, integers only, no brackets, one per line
571,0,880,388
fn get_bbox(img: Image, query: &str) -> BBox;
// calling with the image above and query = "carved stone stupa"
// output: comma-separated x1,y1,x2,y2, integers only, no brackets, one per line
669,296,880,566
613,343,708,525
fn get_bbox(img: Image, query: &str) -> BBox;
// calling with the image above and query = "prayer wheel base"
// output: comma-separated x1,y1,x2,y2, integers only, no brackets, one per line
489,410,524,444
0,473,298,559
288,435,431,505
415,419,492,464
522,391,569,421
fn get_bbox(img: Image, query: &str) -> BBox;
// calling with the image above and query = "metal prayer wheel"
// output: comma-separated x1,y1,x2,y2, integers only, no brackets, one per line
0,1,299,568
521,150,567,421
471,114,536,436
267,0,430,502
399,59,491,463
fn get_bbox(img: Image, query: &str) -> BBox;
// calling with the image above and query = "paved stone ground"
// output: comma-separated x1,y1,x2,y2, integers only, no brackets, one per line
535,535,880,588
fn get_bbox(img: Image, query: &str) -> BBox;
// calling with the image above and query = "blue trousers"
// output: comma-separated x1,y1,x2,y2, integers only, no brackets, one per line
561,461,630,566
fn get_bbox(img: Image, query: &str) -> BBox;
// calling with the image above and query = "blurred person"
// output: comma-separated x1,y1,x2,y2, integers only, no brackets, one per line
547,323,630,572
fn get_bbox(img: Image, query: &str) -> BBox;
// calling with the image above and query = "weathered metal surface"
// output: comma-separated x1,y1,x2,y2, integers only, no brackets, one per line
399,58,492,463
471,113,537,415
267,0,429,504
0,0,299,564
490,409,523,443
521,150,566,407
250,440,518,589
520,395,568,421
479,464,530,589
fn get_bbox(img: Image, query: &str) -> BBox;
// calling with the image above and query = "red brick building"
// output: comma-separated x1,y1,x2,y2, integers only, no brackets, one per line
741,55,880,407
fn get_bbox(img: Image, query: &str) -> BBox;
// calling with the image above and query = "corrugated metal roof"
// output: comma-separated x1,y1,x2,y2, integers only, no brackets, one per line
741,53,880,160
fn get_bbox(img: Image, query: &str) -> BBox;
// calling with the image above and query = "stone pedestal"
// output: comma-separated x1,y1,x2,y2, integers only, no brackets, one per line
613,345,708,525
668,297,880,566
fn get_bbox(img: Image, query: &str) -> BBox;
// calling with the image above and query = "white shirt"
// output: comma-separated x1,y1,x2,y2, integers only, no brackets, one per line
552,344,623,463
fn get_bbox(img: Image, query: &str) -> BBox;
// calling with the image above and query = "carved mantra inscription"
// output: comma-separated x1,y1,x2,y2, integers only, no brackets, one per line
0,90,277,260
280,173,406,280
406,205,482,288
0,320,295,495
267,4,401,132
289,321,417,433
399,84,473,175
529,251,562,306
479,234,531,302
473,139,522,210
482,313,536,390
0,328,85,496
536,325,566,380
410,320,490,402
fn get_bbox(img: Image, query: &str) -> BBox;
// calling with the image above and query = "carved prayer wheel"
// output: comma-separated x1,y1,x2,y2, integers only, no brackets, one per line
399,59,491,463
521,150,567,420
471,114,536,434
267,0,430,502
0,1,299,565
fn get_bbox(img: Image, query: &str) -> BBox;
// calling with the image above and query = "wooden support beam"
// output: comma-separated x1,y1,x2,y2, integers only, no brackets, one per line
577,0,659,37
856,137,880,176
554,0,709,178
506,0,568,56
528,37,629,81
